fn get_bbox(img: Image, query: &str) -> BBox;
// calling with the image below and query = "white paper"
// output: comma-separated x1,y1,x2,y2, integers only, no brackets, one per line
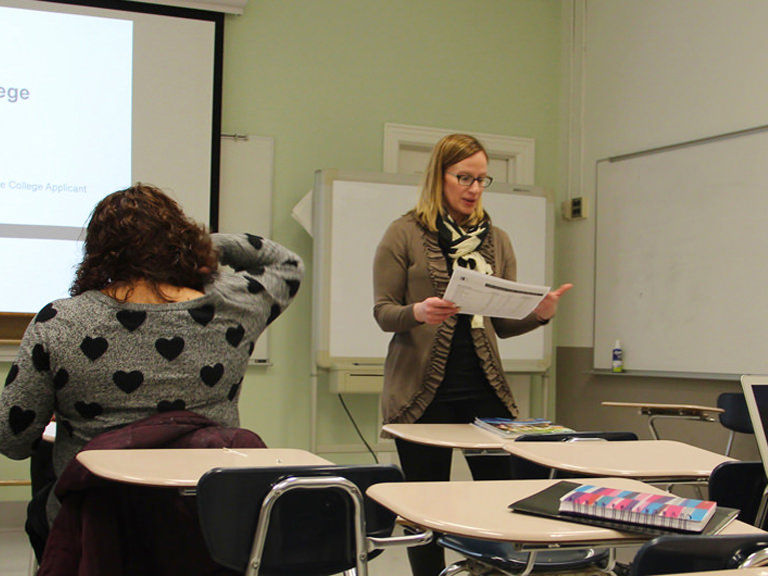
443,267,549,320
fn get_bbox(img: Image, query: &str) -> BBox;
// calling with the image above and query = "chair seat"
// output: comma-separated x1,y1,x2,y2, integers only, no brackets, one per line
439,534,611,573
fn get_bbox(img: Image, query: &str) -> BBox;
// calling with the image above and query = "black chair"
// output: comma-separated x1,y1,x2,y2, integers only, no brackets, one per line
718,392,754,456
630,534,768,576
709,460,768,528
196,464,431,576
439,431,639,576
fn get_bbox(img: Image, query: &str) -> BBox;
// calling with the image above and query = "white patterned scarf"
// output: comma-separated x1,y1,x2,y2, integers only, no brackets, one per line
437,213,492,328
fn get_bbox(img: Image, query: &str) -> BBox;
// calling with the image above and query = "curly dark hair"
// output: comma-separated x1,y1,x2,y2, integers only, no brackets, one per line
70,184,218,298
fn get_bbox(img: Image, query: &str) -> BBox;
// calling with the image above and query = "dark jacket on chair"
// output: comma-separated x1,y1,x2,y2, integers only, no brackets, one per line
37,410,266,576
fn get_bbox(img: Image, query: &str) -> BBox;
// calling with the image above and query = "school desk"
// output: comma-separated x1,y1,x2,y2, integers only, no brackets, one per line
76,448,333,489
366,477,764,576
601,401,724,440
382,423,505,451
501,440,733,485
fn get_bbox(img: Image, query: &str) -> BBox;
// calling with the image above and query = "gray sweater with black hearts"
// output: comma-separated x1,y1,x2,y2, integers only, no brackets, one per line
0,233,303,522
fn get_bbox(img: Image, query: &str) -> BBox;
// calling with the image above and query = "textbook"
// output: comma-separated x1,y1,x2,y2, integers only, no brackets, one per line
508,481,739,536
473,417,575,438
558,484,716,533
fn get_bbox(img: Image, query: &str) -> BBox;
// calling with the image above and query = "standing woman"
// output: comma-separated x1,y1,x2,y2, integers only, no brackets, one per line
373,134,571,576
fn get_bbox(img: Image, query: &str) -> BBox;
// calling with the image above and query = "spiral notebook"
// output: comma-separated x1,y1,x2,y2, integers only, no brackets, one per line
558,484,717,532
508,481,739,536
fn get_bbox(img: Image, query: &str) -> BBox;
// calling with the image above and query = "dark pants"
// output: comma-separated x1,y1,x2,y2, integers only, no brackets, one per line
395,394,515,576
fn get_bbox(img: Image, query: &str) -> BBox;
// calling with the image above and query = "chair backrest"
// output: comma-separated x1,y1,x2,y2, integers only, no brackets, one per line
196,464,403,576
514,431,639,443
709,460,767,527
718,392,754,434
508,431,638,479
631,534,768,576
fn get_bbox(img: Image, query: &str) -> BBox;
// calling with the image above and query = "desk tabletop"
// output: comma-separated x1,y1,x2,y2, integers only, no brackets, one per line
502,440,733,480
601,401,724,416
366,477,763,548
383,423,503,449
76,448,333,487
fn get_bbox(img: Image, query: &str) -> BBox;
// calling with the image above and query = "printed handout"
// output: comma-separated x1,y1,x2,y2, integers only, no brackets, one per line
443,268,549,320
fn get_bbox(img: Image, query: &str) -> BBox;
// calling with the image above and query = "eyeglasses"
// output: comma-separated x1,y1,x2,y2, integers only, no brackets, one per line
446,173,493,188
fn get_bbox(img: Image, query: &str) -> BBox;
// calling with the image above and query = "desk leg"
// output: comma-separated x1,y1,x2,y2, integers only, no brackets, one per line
647,415,661,440
756,485,768,529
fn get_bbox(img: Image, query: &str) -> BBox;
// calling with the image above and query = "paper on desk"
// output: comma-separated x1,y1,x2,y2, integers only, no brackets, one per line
443,268,549,320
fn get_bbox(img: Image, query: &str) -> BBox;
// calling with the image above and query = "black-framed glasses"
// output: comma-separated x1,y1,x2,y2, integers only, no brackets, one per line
446,173,493,188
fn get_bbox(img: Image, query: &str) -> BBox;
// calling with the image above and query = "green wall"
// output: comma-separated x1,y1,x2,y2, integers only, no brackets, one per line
0,0,562,494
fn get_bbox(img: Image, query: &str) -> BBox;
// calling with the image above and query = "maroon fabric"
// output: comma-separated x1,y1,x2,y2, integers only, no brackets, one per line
37,411,266,576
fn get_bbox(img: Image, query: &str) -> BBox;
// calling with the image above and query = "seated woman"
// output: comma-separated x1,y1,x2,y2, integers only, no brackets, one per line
0,183,304,555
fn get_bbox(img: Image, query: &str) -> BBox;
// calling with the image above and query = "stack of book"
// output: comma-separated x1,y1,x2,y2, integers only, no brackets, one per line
472,417,575,438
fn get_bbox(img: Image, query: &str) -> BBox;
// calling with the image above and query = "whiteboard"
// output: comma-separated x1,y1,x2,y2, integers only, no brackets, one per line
218,135,273,364
312,170,554,372
593,125,768,377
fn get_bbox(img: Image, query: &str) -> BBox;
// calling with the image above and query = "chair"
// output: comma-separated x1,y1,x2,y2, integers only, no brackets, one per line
196,464,431,576
440,431,638,576
718,392,754,456
709,460,768,528
630,533,768,576
438,535,615,576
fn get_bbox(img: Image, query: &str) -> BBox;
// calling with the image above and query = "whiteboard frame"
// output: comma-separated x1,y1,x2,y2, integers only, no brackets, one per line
312,169,554,374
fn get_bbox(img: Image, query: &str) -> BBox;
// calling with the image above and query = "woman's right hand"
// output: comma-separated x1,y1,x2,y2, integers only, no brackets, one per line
413,297,460,324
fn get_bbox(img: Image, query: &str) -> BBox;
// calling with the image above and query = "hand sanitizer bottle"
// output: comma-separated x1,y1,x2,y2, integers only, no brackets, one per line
612,340,624,372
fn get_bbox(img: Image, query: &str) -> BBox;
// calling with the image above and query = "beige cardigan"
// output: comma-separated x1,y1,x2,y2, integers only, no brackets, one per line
373,212,543,428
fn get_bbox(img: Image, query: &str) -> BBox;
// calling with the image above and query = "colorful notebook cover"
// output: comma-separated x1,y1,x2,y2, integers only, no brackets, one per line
558,484,716,532
508,481,739,536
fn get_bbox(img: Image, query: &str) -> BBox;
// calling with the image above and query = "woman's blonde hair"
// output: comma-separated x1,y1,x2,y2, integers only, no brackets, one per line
414,133,488,231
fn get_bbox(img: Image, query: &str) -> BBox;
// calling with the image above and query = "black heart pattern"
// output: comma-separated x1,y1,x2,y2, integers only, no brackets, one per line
248,341,255,356
32,344,50,372
9,405,35,434
113,370,144,393
200,363,224,387
284,258,300,268
81,337,108,361
245,276,264,294
5,363,19,386
60,420,74,437
246,233,263,250
155,337,185,361
189,304,215,326
35,303,57,323
74,401,103,419
266,303,281,326
286,279,300,297
117,310,147,332
227,379,242,401
225,325,245,347
157,399,186,412
53,369,69,390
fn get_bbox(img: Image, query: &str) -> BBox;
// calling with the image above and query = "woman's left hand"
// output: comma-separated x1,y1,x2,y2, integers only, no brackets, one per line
533,283,573,322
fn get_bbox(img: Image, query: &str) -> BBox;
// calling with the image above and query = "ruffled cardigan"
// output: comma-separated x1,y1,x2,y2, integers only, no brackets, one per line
373,212,543,429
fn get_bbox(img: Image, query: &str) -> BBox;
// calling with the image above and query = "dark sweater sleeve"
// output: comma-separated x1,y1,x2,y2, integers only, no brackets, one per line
0,306,56,460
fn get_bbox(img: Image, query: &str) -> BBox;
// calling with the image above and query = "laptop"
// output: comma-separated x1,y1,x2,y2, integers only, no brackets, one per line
741,375,768,469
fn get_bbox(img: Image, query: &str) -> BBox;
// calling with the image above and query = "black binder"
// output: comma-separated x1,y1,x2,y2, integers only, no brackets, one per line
508,481,740,537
